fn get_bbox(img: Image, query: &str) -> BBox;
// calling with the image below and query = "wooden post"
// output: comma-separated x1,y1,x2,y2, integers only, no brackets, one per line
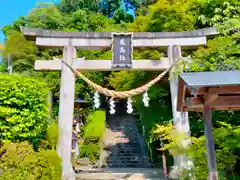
57,42,76,180
203,106,219,180
168,45,191,175
162,151,168,177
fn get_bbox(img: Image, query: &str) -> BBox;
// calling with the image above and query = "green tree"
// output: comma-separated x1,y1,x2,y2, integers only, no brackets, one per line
128,0,197,32
3,32,36,72
58,0,101,13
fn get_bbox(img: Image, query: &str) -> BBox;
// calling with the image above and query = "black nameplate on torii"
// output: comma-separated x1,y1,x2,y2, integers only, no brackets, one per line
111,33,133,69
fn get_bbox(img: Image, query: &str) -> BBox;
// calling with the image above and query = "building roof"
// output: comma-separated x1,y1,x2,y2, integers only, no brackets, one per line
177,71,240,112
74,98,91,108
180,71,240,88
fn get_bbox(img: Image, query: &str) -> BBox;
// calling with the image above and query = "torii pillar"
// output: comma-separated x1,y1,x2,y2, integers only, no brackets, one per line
57,42,76,180
168,45,192,176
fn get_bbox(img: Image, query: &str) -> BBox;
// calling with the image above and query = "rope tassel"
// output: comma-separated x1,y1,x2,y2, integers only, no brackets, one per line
127,97,133,114
93,91,100,108
109,98,115,114
142,90,150,107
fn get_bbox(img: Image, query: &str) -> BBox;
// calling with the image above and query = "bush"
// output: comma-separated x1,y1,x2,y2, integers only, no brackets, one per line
78,110,105,162
0,141,61,180
79,141,100,163
0,65,6,73
0,74,49,146
84,110,105,139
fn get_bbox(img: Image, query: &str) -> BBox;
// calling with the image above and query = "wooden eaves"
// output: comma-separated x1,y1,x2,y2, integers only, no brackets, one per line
177,71,240,112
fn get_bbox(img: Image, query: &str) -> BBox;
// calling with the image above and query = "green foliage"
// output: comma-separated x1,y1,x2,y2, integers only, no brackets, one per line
197,1,240,32
186,33,240,72
27,3,66,30
58,0,101,13
0,64,6,73
46,122,59,150
84,110,105,138
79,141,100,163
0,74,49,146
0,141,61,180
128,0,197,32
3,32,36,72
79,110,105,162
152,122,240,179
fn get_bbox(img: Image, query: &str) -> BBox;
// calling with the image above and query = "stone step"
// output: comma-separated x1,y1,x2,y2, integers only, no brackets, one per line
113,151,142,154
111,155,143,157
111,149,142,152
111,150,142,153
108,165,151,168
108,160,148,163
113,146,142,149
111,148,142,151
108,156,143,159
113,149,142,151
109,155,147,158
111,151,142,154
107,162,150,165
107,158,151,162
108,159,147,163
109,144,140,146
76,168,165,180
107,161,147,164
108,162,151,165
114,144,140,149
112,151,141,153
112,146,141,149
108,157,146,161
108,156,145,159
108,157,148,160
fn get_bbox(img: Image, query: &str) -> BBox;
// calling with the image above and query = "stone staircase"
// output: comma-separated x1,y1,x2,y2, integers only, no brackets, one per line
106,115,151,168
75,113,166,179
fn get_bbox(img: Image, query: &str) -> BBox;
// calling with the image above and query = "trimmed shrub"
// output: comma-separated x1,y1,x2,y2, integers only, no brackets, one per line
84,110,105,139
79,110,105,162
0,141,61,180
0,74,49,145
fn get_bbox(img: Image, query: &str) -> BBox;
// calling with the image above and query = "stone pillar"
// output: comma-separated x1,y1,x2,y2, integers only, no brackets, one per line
47,91,52,122
168,45,192,178
57,42,76,180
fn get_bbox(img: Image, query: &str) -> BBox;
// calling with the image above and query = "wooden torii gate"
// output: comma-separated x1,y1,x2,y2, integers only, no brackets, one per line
21,27,217,180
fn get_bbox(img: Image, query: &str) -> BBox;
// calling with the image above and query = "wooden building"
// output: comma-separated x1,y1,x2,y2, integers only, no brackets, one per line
177,70,240,180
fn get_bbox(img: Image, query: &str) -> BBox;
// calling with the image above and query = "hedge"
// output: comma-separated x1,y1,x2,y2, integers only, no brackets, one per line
0,141,61,180
0,74,49,144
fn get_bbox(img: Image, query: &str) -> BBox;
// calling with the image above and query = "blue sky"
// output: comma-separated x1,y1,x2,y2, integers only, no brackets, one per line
0,0,133,43
0,0,58,43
